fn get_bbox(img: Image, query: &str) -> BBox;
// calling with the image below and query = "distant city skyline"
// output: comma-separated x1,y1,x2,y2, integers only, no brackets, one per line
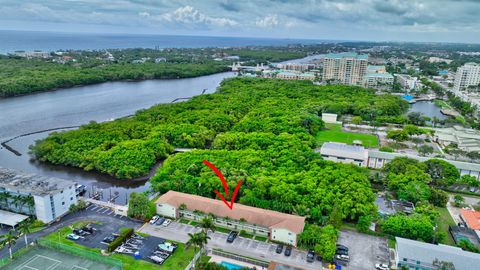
1,0,480,44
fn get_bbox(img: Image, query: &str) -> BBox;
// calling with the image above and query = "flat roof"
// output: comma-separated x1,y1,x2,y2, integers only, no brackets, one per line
0,210,29,227
0,167,75,196
320,142,368,160
368,151,480,172
324,52,369,60
396,237,480,270
156,191,305,234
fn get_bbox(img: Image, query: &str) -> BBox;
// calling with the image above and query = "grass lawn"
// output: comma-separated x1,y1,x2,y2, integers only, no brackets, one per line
214,226,231,234
436,207,456,246
316,123,379,148
179,218,190,224
254,235,268,242
190,221,199,226
387,238,396,249
239,231,254,239
42,221,194,270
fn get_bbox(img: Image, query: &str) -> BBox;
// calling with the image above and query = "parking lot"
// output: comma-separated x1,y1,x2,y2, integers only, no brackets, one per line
140,221,323,270
337,230,390,270
73,203,167,263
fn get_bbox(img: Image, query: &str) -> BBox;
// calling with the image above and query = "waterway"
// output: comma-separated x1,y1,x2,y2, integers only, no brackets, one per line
409,101,447,120
0,72,235,204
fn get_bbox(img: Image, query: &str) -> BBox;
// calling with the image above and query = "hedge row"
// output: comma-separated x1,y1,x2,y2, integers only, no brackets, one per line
107,228,134,252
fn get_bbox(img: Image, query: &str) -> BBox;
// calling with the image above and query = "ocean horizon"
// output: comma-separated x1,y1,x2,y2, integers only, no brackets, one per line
0,30,341,54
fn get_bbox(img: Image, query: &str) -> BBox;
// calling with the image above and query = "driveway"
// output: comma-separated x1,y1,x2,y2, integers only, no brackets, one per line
140,221,323,270
337,230,389,270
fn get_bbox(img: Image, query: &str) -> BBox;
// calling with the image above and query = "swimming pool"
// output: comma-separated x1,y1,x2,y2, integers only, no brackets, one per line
219,261,246,270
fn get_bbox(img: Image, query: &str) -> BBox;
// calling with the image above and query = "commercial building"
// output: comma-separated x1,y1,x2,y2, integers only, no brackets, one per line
155,191,305,246
13,50,51,58
322,52,368,86
396,74,419,90
321,113,342,124
276,63,316,72
395,237,480,270
0,167,77,224
454,63,480,93
318,142,480,179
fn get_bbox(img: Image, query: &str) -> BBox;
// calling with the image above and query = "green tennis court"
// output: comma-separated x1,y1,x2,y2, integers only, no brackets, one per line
1,246,118,270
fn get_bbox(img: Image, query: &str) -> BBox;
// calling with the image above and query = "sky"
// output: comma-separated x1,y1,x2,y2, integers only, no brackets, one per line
1,0,480,43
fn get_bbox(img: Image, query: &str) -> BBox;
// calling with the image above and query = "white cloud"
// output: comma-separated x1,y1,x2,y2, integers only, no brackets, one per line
255,14,279,28
159,5,237,27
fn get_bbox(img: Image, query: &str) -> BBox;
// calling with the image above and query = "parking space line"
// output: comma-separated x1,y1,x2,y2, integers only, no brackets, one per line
90,205,98,211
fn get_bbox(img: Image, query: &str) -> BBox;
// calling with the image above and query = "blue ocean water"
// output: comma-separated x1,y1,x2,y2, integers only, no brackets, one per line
0,30,326,53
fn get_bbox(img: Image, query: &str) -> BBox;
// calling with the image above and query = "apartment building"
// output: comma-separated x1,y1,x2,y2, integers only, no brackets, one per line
0,167,77,223
454,63,480,93
322,52,368,86
156,191,305,246
396,74,419,90
363,66,394,89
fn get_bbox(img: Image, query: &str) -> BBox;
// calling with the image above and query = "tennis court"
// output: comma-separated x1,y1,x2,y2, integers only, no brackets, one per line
2,246,117,270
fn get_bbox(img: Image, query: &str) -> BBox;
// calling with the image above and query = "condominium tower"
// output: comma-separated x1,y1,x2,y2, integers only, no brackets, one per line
454,62,480,93
322,52,369,85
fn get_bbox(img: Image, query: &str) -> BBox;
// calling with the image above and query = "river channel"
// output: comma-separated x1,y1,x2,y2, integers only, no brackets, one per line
0,72,235,204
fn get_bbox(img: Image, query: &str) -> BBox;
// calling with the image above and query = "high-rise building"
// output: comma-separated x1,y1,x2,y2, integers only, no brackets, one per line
322,52,369,85
454,63,480,93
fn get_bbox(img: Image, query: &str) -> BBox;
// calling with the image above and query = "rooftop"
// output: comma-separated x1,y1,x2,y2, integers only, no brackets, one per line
396,237,480,270
0,167,75,196
324,52,369,60
320,142,368,160
365,73,394,78
460,209,480,230
156,191,306,234
0,209,29,227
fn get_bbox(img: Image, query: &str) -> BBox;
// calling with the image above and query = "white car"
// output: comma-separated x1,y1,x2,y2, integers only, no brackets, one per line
162,219,172,227
66,233,81,240
375,263,389,270
335,254,349,261
149,215,160,224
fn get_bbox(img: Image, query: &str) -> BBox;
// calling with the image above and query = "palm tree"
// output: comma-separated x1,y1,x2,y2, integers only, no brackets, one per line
12,195,23,212
188,232,211,270
0,192,11,210
1,229,18,259
25,196,35,215
199,217,215,234
17,219,31,246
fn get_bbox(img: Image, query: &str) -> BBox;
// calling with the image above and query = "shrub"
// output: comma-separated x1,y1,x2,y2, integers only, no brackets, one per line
107,228,134,252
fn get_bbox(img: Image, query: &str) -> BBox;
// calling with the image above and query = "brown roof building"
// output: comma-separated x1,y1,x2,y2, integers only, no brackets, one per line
156,190,306,246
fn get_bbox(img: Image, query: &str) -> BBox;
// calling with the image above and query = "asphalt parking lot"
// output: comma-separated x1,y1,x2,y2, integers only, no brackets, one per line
337,230,389,270
141,221,323,270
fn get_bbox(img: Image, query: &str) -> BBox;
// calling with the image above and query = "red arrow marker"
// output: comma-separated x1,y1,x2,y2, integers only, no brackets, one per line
202,160,243,210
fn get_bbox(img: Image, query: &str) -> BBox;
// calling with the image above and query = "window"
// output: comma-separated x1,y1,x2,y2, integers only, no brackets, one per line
61,190,63,194
70,197,73,201
403,258,407,262
288,232,292,235
62,202,65,205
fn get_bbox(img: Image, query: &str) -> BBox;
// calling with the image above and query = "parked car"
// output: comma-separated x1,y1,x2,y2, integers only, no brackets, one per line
336,244,349,252
162,219,172,227
156,217,166,226
149,215,160,224
336,248,348,255
73,228,90,236
149,255,165,265
66,234,81,240
276,244,284,254
158,242,177,254
306,250,315,263
226,231,238,243
102,235,116,244
82,225,96,234
335,254,349,261
375,263,390,270
284,246,292,257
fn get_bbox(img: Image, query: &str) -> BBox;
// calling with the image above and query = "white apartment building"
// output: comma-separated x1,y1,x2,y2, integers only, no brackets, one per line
322,52,369,86
156,191,305,246
0,167,77,224
454,63,480,93
396,74,418,90
363,66,394,89
318,142,480,179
